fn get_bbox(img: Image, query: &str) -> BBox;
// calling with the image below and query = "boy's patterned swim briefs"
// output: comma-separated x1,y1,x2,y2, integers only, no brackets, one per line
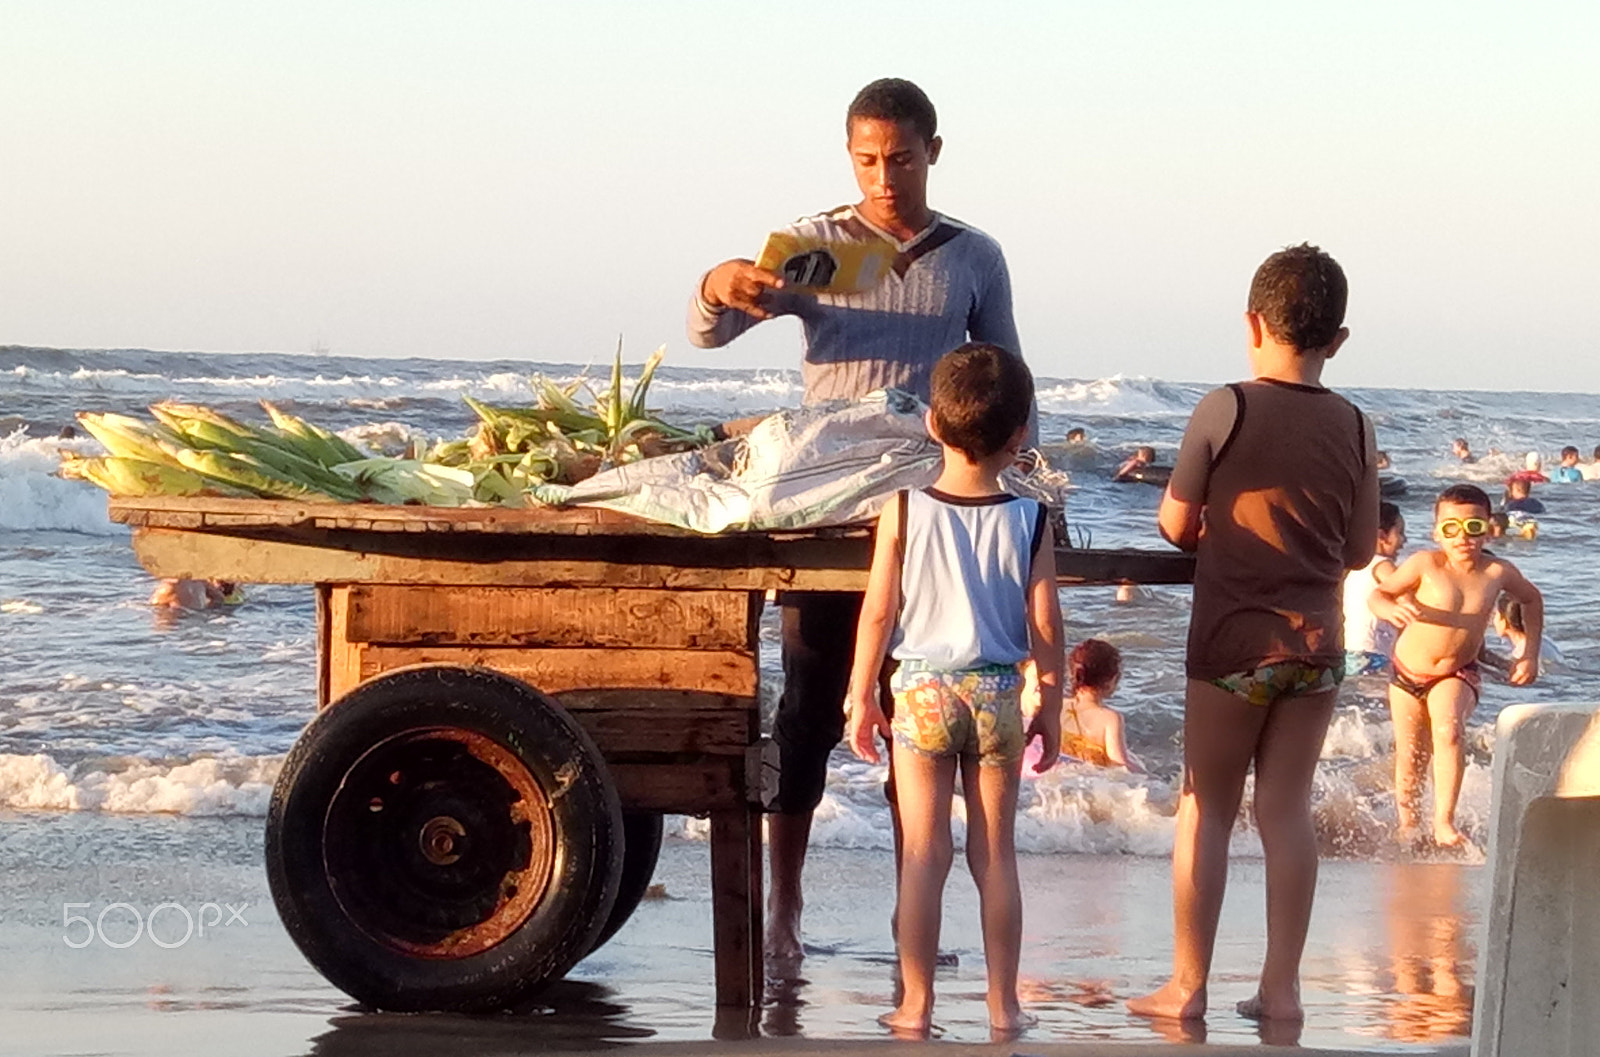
890,662,1025,765
1209,659,1345,706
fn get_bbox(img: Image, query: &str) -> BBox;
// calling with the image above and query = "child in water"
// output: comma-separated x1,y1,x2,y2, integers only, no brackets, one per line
1060,639,1145,772
1113,445,1163,483
1369,483,1543,848
1344,502,1406,675
1551,446,1583,483
1502,477,1545,516
846,342,1062,1038
1480,593,1564,675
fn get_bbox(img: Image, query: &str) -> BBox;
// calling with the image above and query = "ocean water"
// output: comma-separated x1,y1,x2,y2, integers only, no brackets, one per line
0,342,1593,1048
4,343,1595,855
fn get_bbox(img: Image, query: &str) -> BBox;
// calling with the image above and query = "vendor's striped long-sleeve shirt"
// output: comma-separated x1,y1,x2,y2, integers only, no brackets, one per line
687,205,1021,407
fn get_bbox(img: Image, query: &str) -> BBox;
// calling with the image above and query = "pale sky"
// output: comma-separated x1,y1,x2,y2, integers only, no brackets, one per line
2,1,1596,390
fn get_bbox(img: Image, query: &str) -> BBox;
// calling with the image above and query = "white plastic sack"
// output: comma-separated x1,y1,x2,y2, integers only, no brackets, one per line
532,389,942,533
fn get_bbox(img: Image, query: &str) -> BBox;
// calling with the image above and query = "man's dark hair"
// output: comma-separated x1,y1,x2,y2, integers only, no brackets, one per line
1379,501,1402,533
929,343,1033,460
1592,445,1600,461
1436,483,1492,517
1135,445,1157,461
847,78,937,144
1247,243,1348,351
1562,445,1579,459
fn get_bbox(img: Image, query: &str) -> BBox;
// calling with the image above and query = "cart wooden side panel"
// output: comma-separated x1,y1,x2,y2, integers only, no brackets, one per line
319,582,763,818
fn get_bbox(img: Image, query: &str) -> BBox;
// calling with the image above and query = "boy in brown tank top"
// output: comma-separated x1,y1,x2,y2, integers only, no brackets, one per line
1128,245,1380,1025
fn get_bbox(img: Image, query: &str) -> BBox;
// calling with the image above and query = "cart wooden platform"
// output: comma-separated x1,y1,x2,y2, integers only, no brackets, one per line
108,497,1194,1016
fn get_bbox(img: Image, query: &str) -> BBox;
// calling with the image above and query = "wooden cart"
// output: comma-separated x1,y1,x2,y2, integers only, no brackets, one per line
108,497,1193,1015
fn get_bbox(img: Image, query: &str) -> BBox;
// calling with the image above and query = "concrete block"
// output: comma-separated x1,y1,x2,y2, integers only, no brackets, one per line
1473,703,1600,1057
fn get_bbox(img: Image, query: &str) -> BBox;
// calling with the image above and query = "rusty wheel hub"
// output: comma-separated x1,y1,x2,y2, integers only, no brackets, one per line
324,727,557,958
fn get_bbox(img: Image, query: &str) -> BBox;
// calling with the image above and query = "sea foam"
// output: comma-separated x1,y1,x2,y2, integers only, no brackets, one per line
0,430,120,536
0,752,281,815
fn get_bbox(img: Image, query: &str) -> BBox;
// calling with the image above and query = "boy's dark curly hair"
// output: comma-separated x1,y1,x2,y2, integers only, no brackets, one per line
1247,243,1347,351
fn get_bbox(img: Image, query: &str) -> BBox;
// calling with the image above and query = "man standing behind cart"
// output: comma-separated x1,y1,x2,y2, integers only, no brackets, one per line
687,77,1023,966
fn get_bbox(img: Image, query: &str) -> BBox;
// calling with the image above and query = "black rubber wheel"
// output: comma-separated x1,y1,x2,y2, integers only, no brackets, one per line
265,665,623,1012
587,811,664,955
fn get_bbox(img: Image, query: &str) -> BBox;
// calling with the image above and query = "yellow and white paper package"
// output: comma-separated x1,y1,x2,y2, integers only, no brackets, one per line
755,230,895,295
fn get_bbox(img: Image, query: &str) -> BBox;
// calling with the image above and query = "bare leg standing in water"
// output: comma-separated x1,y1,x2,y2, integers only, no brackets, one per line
765,812,810,964
1388,684,1430,839
1127,680,1336,1022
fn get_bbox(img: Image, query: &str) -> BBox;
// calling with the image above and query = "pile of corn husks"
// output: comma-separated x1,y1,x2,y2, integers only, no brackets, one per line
60,346,713,506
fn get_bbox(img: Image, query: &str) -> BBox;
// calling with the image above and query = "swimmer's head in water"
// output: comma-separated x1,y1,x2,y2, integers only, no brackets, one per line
1560,445,1579,465
1506,478,1531,500
1134,446,1156,463
1375,450,1391,470
1452,438,1471,457
1065,428,1087,444
1525,451,1543,471
1488,512,1510,538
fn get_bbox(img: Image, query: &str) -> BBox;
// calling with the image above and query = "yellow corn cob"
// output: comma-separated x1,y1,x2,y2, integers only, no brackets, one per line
174,449,336,500
77,456,221,497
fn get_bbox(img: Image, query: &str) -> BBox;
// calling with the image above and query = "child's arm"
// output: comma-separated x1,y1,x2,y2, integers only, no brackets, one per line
1103,709,1145,774
1158,388,1234,551
1499,563,1544,686
1024,519,1065,774
1369,553,1427,628
1343,412,1381,569
845,493,903,764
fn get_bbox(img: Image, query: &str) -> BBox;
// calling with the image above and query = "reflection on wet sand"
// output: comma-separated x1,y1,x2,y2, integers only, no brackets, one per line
305,980,655,1056
1382,861,1475,1042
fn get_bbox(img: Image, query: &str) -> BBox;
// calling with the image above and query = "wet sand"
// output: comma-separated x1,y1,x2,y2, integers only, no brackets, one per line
0,812,1476,1055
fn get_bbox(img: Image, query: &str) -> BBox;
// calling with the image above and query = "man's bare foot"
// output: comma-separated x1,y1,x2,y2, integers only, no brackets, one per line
765,904,802,967
877,1008,932,1039
1127,981,1206,1020
1432,822,1468,848
1237,991,1304,1021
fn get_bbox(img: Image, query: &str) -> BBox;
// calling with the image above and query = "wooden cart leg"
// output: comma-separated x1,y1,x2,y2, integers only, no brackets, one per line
709,807,763,1012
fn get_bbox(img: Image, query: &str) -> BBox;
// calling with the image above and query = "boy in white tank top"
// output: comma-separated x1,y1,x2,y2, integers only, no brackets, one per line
845,343,1063,1038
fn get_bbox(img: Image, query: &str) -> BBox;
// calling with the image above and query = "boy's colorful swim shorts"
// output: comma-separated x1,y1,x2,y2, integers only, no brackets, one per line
890,662,1025,765
1209,659,1345,706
